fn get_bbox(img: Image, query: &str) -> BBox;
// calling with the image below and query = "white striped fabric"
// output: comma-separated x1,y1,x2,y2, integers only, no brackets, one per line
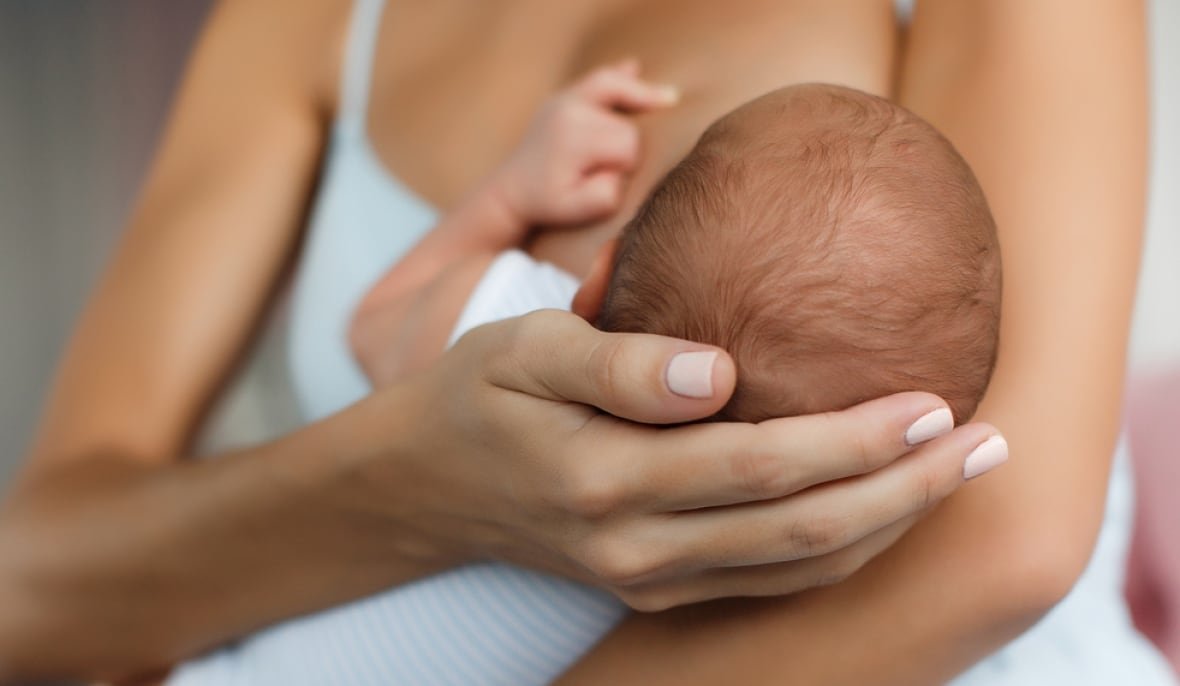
170,564,624,686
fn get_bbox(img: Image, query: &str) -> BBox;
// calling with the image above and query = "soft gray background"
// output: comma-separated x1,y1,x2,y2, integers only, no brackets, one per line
1,1,1178,489
0,0,296,490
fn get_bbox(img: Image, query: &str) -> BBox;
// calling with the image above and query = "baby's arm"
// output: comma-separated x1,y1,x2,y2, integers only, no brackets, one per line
351,252,497,388
351,61,677,387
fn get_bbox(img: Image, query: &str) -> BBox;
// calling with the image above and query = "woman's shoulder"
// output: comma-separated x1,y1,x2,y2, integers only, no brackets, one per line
204,0,355,120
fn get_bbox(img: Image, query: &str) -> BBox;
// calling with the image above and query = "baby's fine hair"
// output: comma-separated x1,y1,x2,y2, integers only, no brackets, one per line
599,83,1001,423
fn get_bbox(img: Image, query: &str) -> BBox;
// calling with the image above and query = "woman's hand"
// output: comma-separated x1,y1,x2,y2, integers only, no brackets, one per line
377,309,1004,609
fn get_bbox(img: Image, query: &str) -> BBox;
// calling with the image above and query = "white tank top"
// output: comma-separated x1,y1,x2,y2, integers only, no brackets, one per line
168,1,1175,683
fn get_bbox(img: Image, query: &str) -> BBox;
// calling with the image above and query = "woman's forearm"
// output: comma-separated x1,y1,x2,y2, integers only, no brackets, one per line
560,1,1149,683
0,385,449,682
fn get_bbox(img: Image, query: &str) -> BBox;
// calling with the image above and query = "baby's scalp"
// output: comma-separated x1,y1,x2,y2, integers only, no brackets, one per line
599,83,1001,423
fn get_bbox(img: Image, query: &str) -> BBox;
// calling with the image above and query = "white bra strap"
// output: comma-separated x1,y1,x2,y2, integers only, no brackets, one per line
337,0,388,137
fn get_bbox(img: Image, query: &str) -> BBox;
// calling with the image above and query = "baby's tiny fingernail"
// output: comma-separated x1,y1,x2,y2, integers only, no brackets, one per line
905,407,954,446
963,435,1009,480
666,351,717,399
654,85,680,104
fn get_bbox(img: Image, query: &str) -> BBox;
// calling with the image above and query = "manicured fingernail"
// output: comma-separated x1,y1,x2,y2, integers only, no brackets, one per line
666,351,717,399
655,85,680,104
905,408,954,446
963,435,1009,480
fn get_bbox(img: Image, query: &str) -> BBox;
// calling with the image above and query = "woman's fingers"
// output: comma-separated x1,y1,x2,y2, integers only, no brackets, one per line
601,392,955,513
574,422,1002,586
617,516,918,611
478,310,736,424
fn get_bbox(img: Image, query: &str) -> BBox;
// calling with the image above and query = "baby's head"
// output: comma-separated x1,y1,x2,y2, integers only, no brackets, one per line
583,83,1001,423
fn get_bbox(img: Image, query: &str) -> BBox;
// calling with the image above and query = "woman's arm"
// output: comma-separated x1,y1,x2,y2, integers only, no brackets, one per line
0,0,389,677
557,1,1149,683
0,308,991,685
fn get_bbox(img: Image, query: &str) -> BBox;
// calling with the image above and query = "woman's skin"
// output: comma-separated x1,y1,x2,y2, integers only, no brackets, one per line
0,0,997,682
556,1,1150,683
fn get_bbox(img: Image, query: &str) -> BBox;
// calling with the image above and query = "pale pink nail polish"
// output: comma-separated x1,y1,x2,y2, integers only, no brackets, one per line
963,435,1009,480
666,351,717,399
905,407,954,446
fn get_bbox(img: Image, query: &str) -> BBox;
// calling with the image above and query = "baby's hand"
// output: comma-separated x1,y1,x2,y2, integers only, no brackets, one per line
488,60,678,228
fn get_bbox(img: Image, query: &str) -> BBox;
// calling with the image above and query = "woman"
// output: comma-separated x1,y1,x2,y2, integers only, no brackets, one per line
0,1,1160,685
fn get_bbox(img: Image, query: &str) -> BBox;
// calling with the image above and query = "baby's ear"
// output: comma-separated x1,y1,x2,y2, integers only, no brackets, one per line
572,238,619,325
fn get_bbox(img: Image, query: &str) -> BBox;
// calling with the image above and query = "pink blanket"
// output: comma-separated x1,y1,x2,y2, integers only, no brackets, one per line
1125,366,1180,675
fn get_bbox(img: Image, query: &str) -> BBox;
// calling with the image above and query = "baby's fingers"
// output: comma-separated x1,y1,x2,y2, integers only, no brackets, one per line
576,63,680,112
567,171,625,220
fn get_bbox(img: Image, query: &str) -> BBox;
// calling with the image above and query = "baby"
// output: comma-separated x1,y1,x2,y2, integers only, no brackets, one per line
352,65,1001,425
169,64,1002,686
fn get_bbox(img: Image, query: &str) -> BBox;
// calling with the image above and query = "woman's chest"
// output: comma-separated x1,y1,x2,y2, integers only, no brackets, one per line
364,0,897,221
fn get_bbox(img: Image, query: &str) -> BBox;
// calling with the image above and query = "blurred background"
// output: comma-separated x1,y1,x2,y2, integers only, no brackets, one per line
0,0,1177,488
0,0,299,486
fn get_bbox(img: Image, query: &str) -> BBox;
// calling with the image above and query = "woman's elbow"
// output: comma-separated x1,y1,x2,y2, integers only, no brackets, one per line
0,526,154,684
0,553,50,682
0,535,75,682
988,516,1102,631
